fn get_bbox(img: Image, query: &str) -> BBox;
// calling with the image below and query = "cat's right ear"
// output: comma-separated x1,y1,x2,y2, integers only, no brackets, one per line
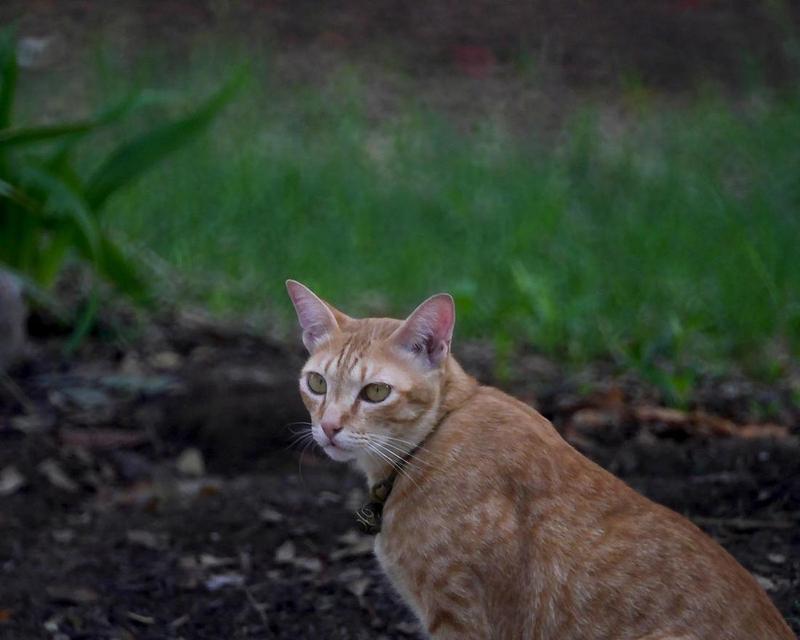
286,280,343,353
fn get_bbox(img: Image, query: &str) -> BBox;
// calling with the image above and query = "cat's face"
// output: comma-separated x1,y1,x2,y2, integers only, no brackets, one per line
287,281,455,471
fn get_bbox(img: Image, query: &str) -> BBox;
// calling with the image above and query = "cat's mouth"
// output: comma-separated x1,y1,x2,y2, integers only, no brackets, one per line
322,441,357,462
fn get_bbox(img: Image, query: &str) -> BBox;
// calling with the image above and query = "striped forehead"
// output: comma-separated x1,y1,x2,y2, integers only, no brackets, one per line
303,342,412,392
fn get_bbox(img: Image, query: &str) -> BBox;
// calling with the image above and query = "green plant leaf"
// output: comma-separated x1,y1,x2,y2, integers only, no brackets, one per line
44,91,161,169
85,69,246,210
0,176,38,211
0,121,103,149
0,28,17,129
15,163,101,263
0,90,165,151
95,232,150,303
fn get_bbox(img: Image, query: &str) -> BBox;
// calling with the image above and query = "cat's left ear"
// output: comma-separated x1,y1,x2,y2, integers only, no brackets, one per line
391,293,455,368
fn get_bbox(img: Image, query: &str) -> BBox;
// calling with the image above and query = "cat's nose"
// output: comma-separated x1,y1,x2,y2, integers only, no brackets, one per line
321,421,343,442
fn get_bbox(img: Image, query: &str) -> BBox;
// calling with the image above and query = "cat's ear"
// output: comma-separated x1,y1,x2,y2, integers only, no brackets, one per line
391,293,455,368
286,280,348,352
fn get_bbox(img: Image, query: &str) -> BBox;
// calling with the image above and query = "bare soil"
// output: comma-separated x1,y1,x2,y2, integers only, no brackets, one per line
3,0,800,133
0,312,798,639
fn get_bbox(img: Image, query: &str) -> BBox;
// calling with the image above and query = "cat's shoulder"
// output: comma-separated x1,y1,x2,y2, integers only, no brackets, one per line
444,382,563,446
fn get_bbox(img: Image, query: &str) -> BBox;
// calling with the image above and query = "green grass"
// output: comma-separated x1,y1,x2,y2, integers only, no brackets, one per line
60,54,800,371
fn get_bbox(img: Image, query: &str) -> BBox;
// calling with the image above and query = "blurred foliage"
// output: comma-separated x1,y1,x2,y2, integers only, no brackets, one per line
100,54,800,376
0,30,243,314
8,34,800,381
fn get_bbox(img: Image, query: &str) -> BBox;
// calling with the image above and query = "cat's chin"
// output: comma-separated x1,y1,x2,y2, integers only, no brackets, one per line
323,444,358,462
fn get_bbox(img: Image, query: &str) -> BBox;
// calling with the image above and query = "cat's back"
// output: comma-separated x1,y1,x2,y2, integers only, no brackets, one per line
382,385,793,640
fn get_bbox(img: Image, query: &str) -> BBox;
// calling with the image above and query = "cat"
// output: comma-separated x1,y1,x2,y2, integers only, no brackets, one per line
286,280,794,640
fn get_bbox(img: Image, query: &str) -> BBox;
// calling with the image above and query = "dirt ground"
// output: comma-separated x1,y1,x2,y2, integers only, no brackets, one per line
0,312,798,639
3,0,800,134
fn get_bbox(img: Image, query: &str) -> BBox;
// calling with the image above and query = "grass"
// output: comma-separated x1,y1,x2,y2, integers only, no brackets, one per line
31,49,800,374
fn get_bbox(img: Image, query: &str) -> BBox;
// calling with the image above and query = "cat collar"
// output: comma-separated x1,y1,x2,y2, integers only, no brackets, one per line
355,416,448,535
355,475,396,535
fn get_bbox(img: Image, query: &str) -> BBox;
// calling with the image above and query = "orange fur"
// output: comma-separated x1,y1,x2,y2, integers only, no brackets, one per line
287,282,794,640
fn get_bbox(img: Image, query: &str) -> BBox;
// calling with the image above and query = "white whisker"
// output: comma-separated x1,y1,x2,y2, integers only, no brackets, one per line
376,438,439,470
365,440,423,491
376,435,446,469
364,441,420,490
379,434,447,461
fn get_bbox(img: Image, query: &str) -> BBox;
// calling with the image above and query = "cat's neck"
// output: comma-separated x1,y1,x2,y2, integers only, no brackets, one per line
356,356,478,485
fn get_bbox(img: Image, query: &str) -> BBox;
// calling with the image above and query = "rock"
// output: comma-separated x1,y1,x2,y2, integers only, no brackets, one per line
0,270,26,373
175,448,205,476
275,541,296,563
0,466,26,496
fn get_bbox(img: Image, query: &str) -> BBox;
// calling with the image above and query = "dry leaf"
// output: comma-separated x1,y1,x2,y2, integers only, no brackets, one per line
204,573,245,591
46,585,99,604
37,459,79,493
395,621,422,635
0,466,26,496
60,427,147,451
346,577,371,599
199,554,236,568
51,529,75,544
331,530,374,560
690,411,737,437
150,351,182,370
275,541,295,563
259,506,284,523
127,529,167,550
55,387,111,411
175,448,205,477
126,611,155,625
10,413,54,434
570,408,616,430
293,557,322,573
737,423,789,439
634,405,689,425
755,575,777,592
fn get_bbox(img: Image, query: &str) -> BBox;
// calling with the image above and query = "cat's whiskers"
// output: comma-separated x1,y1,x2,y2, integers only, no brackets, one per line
285,422,315,449
297,438,313,484
286,421,313,431
379,434,446,462
365,440,426,490
364,440,422,491
286,428,315,451
374,436,440,471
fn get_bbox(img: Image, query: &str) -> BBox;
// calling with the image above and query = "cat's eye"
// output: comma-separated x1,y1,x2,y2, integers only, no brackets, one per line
306,372,327,395
361,382,391,403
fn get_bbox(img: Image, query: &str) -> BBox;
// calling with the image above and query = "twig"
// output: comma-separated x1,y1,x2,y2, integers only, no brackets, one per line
0,371,37,415
691,515,797,531
241,585,269,629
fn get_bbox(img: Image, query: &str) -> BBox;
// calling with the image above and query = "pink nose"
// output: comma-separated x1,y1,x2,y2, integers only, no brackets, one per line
321,421,342,442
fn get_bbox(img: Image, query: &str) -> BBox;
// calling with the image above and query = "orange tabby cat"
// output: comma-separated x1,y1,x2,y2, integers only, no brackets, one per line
286,280,794,640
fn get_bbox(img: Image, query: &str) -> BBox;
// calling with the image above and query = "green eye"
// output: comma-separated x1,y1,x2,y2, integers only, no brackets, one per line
306,372,327,395
361,382,391,403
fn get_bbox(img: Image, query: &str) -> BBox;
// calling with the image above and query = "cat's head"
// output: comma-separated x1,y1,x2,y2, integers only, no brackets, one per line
286,280,455,473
